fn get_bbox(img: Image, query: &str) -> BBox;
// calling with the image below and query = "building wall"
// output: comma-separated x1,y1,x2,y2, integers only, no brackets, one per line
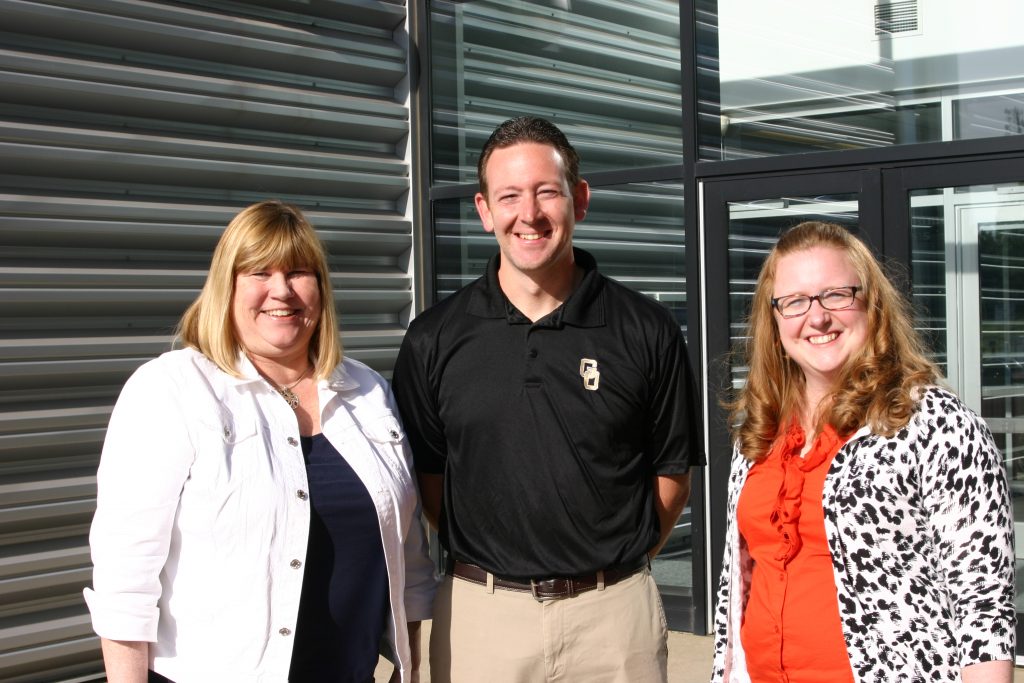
0,1,413,679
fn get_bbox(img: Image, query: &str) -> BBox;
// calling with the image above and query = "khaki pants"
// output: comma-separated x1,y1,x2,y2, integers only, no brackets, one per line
429,567,668,683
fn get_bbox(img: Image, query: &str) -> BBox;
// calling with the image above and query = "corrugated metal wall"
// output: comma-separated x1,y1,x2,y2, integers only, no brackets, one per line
0,0,413,680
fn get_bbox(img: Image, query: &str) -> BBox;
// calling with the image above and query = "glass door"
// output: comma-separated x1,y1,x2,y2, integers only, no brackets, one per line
702,170,881,628
908,183,1024,661
702,162,1024,650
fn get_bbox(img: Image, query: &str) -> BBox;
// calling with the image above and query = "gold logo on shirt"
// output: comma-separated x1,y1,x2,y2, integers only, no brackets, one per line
579,358,600,391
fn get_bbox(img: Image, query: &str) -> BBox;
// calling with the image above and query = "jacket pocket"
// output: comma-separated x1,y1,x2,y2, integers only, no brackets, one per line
190,413,263,491
359,413,416,530
361,413,409,476
361,413,405,447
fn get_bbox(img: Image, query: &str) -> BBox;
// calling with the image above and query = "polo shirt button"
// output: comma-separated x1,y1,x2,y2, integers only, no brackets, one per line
528,349,537,358
287,437,298,447
290,559,302,569
279,627,291,636
296,489,308,500
778,573,785,581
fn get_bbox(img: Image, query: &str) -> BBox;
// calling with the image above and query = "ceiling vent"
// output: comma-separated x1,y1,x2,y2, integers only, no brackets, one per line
875,0,919,35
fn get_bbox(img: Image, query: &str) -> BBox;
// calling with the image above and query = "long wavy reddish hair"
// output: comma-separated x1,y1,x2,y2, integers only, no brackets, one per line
728,221,939,462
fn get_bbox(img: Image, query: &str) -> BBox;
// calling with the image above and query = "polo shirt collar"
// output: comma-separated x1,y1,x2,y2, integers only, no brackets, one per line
465,247,605,328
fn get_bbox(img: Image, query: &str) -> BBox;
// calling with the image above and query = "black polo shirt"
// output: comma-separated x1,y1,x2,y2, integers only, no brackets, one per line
392,248,703,580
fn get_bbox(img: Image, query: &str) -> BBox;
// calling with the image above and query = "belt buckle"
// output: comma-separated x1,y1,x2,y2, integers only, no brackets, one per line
530,578,571,602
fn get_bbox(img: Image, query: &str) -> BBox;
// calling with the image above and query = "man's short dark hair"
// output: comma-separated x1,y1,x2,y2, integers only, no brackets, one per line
477,116,581,197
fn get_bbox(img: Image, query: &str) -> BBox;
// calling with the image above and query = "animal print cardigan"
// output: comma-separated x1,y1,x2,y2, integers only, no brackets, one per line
711,386,1015,682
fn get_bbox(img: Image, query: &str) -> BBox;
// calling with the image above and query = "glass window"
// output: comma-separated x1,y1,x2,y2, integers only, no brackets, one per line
433,197,492,300
577,182,688,325
700,0,1024,159
956,93,1024,139
907,189,948,374
429,0,684,186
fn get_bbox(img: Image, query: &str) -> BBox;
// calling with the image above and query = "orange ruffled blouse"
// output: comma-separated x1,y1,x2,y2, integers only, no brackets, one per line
736,421,854,683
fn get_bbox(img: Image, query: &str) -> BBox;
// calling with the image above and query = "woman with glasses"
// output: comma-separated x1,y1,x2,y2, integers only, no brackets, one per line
711,221,1014,683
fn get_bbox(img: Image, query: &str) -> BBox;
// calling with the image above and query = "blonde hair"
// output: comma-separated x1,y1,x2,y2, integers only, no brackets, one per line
728,221,939,461
176,200,341,379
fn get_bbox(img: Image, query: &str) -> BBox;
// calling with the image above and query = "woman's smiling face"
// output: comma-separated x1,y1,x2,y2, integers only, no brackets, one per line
772,245,868,401
232,265,320,365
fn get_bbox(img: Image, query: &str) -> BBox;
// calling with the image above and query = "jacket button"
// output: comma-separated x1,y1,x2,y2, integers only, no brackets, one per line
389,430,399,440
223,426,231,438
279,627,291,636
290,559,302,569
287,437,298,447
296,490,308,500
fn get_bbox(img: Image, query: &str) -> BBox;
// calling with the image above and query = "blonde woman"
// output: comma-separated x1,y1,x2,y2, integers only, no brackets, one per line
712,221,1014,682
85,200,435,682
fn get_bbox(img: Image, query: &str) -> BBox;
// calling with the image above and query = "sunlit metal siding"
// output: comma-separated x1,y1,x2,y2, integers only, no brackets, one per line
0,1,412,679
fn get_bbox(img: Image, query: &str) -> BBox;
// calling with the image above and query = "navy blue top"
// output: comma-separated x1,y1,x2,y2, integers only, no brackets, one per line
288,434,389,683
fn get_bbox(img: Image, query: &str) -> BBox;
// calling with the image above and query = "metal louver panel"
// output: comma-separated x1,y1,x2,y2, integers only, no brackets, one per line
874,0,919,35
0,0,412,680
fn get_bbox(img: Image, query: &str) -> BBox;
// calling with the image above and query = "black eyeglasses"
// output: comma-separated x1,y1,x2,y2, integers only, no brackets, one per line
771,286,862,318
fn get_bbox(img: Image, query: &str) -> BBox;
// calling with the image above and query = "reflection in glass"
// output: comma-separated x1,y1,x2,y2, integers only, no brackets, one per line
909,182,1024,613
720,104,940,159
956,94,1024,139
429,0,683,185
908,190,947,374
702,1,1024,159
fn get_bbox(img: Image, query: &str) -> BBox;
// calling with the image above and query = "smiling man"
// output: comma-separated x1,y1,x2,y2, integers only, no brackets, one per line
392,116,704,683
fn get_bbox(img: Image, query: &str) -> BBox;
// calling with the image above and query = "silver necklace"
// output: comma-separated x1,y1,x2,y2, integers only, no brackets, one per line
273,366,311,410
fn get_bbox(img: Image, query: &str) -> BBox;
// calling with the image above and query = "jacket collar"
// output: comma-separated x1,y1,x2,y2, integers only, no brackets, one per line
325,360,361,394
234,353,266,386
222,352,360,395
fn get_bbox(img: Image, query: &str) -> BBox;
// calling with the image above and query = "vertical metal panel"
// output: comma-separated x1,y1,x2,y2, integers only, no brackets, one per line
0,0,411,679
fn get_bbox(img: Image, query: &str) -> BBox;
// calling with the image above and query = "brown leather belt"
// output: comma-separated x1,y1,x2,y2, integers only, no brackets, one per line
449,555,648,602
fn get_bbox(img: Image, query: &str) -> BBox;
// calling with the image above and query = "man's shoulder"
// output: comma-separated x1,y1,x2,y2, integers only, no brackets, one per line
406,276,485,337
598,274,680,329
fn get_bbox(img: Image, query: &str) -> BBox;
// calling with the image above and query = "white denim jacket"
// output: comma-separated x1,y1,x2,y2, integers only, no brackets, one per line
84,348,437,682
